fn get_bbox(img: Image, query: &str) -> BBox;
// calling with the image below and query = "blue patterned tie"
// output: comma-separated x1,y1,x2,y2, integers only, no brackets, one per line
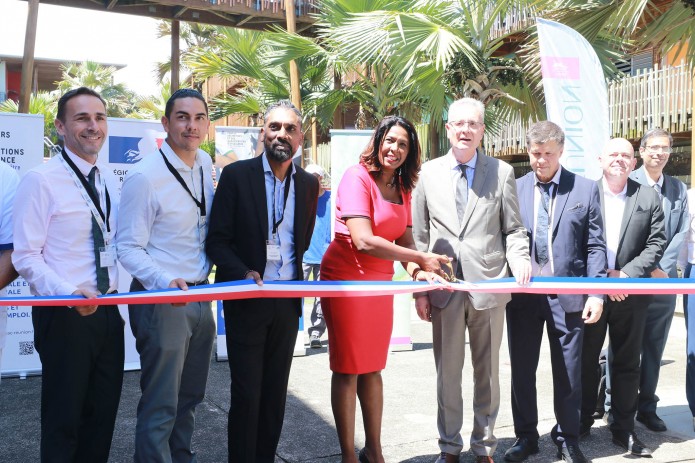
535,182,552,268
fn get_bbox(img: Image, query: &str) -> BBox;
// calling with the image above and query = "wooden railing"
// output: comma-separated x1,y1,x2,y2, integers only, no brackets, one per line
486,63,693,157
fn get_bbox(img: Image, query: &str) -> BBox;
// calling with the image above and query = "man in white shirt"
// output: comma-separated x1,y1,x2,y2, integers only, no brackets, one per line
0,161,19,381
116,89,215,463
624,128,689,432
12,87,124,462
580,138,665,457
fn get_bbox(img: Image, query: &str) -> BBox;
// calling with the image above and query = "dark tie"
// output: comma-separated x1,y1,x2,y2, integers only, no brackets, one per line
456,164,468,223
653,183,663,200
535,182,552,269
87,167,110,295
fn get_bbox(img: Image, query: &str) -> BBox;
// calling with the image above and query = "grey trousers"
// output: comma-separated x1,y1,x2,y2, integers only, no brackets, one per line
129,279,216,463
432,291,504,457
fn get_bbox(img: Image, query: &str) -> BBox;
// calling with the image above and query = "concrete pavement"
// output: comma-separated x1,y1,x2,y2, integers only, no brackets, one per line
1,300,694,462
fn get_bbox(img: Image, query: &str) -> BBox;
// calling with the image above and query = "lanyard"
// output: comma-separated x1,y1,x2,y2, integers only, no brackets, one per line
60,149,111,234
271,167,293,236
160,150,206,217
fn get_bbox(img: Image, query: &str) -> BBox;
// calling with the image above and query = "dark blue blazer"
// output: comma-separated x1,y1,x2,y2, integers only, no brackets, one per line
516,167,607,313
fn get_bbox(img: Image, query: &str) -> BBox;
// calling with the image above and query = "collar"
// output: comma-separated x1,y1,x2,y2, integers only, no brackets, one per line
602,177,628,198
64,146,98,177
535,167,562,187
262,152,294,181
160,140,201,171
641,166,663,188
447,149,478,172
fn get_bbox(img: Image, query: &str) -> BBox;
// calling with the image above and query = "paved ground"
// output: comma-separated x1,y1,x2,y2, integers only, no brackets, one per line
1,299,694,463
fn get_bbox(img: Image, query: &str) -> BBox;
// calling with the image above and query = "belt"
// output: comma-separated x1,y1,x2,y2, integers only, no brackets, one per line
185,279,209,286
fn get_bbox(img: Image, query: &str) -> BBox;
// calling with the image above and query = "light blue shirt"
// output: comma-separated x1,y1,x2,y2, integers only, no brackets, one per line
448,149,478,197
262,153,296,281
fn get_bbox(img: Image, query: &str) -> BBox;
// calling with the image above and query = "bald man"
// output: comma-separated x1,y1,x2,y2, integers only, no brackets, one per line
579,138,666,457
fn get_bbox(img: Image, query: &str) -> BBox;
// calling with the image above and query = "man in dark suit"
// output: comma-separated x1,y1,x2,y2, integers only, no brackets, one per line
629,129,688,431
206,100,318,463
580,137,666,457
504,122,606,463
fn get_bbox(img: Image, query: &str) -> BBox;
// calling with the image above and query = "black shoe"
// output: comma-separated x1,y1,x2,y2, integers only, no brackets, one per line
557,444,588,463
636,411,667,432
579,422,592,438
503,438,539,462
309,333,322,349
358,448,370,463
611,431,652,457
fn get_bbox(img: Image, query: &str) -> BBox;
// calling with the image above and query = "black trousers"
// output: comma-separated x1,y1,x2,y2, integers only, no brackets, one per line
224,297,299,463
580,296,650,433
33,304,124,463
507,293,584,446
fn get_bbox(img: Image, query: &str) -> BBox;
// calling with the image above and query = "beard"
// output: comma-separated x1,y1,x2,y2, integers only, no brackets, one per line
265,139,293,162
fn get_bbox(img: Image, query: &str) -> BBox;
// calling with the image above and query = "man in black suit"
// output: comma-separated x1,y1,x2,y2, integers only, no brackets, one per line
206,100,319,463
504,122,606,463
580,137,666,457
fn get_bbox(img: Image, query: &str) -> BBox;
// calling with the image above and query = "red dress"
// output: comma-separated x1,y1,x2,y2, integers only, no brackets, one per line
320,164,412,374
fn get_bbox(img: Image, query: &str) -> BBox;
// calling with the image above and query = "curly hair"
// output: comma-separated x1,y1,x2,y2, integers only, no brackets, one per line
359,115,421,192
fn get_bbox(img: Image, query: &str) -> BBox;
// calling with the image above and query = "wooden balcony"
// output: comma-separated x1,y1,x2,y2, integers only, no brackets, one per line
23,0,318,30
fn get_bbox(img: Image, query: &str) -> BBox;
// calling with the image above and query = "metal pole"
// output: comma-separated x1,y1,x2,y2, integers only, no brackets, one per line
171,20,180,93
19,0,39,113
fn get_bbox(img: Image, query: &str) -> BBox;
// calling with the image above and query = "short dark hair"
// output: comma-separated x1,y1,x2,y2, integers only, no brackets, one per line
264,100,303,127
360,115,421,192
640,128,673,148
164,88,208,119
56,87,106,122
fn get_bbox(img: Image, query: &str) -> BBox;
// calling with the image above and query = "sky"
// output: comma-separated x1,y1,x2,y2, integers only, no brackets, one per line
1,0,172,96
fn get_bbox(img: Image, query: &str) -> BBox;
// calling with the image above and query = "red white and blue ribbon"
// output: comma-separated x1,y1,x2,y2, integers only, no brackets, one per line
1,277,694,307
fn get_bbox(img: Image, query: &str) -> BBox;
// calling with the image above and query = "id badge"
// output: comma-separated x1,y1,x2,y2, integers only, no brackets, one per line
99,244,117,268
266,239,281,261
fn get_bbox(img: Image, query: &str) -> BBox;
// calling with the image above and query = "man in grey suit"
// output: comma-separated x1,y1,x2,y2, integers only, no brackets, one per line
580,138,666,457
630,129,688,431
412,98,531,463
504,122,606,463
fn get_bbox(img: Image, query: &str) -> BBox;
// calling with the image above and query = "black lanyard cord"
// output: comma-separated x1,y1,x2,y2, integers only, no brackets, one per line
271,167,293,235
160,150,206,217
61,149,111,232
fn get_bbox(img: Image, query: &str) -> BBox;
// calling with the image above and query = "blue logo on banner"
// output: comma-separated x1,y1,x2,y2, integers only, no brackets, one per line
109,136,143,164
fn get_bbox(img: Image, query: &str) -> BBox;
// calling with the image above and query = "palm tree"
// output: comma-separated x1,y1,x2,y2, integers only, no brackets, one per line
128,81,172,120
155,20,220,85
56,61,136,118
0,91,59,156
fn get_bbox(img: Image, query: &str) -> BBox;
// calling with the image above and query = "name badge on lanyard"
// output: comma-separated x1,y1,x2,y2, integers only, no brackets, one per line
266,238,281,261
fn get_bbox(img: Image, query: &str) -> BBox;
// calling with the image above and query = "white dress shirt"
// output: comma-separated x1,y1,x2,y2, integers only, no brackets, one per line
12,148,119,296
262,153,297,281
680,188,695,266
602,178,628,270
116,141,214,291
0,162,19,352
531,168,561,277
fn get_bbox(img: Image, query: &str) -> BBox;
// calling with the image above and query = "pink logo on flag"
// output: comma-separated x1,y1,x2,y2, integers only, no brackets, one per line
541,57,580,80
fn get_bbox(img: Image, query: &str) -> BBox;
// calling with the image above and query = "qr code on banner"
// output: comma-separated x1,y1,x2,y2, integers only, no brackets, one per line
19,341,34,356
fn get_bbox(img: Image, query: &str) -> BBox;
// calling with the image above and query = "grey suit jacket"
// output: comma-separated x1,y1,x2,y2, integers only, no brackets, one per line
516,167,607,313
629,167,688,277
412,151,530,309
598,177,666,278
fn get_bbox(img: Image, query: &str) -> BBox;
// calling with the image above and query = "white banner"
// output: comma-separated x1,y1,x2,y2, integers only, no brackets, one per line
0,113,45,377
537,18,608,180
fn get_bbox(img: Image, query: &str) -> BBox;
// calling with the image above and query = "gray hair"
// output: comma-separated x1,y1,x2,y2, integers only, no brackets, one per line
264,100,303,126
526,121,565,148
447,98,485,122
640,128,673,148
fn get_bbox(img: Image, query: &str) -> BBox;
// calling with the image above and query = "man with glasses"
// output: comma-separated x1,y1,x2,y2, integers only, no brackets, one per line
413,97,530,463
622,128,688,432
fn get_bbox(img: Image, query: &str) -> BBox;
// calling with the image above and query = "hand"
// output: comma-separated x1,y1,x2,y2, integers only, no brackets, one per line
607,269,628,301
168,278,189,307
511,260,531,286
582,299,603,324
71,288,98,316
418,253,452,277
245,270,263,286
651,268,668,279
414,294,432,322
413,269,453,290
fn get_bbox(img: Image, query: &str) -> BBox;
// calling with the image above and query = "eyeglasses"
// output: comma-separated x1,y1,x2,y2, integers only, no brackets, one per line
645,145,671,154
448,120,482,130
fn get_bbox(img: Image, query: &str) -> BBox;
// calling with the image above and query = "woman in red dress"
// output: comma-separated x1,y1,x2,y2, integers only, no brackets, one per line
321,116,450,463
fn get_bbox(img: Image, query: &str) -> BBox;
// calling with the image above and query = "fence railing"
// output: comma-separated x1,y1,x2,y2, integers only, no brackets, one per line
487,63,693,157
